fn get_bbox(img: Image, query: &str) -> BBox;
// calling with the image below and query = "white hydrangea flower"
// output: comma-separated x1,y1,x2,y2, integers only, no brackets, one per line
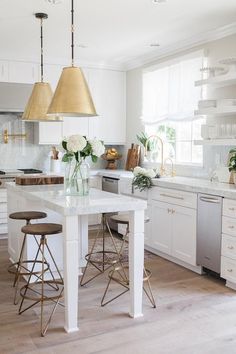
67,135,86,153
144,169,156,178
89,139,105,157
133,166,145,176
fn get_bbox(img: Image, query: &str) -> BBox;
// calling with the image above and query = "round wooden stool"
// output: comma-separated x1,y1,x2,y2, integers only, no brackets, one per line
8,211,47,304
18,223,64,337
101,214,156,308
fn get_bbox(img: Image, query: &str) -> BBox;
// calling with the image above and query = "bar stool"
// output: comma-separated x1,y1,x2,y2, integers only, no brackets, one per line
101,214,156,308
8,211,47,304
18,223,64,337
80,213,122,286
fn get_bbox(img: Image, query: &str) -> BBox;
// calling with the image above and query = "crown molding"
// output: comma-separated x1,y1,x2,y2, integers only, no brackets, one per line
122,22,236,71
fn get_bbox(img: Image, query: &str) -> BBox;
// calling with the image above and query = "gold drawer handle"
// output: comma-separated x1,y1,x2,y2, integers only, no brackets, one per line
227,245,234,250
229,207,235,211
160,193,184,200
227,269,233,272
228,225,235,229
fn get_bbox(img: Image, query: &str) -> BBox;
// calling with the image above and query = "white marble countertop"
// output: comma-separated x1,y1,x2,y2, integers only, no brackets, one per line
91,169,236,199
7,183,147,216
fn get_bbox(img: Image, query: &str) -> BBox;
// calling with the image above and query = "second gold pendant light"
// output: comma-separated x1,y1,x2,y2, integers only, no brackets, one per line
47,0,97,117
22,13,60,122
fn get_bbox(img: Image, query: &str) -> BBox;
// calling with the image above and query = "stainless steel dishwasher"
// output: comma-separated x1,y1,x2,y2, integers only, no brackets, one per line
102,176,120,232
197,193,222,274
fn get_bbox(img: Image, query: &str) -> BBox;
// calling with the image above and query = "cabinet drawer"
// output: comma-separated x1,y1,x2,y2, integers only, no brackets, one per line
223,199,236,218
221,256,236,282
222,234,236,259
222,216,236,237
151,187,197,209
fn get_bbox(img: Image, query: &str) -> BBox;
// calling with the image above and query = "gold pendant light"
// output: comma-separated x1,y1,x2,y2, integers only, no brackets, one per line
22,13,61,122
47,0,97,117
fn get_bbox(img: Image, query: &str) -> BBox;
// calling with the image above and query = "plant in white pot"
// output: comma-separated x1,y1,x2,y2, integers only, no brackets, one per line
228,148,236,184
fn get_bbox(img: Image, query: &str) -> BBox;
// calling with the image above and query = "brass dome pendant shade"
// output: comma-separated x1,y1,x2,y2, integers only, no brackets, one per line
47,0,97,117
22,13,61,122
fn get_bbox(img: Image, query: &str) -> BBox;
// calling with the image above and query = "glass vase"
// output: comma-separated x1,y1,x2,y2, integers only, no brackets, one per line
64,157,90,196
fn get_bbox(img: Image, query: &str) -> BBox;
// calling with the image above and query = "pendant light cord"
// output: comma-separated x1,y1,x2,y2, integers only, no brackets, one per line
40,18,44,82
71,0,74,67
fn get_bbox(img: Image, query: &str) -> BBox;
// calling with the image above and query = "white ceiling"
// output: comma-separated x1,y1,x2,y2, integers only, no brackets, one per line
0,0,236,70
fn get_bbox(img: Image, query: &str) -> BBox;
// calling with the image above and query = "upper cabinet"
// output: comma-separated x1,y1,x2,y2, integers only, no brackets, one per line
88,68,126,145
0,60,9,82
0,59,126,145
62,116,89,137
8,61,39,84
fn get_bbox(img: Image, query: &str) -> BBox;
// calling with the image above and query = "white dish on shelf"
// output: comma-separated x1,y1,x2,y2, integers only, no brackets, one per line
200,66,226,78
217,98,236,107
219,58,236,72
198,99,216,109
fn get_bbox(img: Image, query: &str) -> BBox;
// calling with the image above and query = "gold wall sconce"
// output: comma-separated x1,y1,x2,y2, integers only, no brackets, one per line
3,129,27,144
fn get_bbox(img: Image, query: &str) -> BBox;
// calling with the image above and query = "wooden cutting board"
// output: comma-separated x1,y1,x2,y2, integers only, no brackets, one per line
15,175,64,185
125,144,140,171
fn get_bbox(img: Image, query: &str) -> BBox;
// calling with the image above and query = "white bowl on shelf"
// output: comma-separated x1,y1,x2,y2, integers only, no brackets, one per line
200,66,226,78
217,98,236,107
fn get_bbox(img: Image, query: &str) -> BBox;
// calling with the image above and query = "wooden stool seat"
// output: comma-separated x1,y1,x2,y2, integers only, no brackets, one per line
9,211,47,221
110,214,150,225
22,223,62,236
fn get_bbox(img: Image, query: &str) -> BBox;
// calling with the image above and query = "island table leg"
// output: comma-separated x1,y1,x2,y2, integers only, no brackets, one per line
128,209,145,318
63,215,80,333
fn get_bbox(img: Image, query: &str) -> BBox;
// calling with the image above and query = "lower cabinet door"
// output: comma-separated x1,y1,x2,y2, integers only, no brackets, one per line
171,204,197,265
151,200,172,255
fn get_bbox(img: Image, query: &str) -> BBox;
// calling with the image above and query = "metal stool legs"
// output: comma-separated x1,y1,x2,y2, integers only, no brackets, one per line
80,213,122,286
19,234,64,337
101,221,156,308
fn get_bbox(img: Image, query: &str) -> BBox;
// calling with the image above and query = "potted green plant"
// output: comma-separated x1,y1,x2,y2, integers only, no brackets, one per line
132,166,158,191
228,148,236,184
136,132,153,161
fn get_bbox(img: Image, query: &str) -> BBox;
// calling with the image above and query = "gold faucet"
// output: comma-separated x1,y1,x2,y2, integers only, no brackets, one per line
145,135,165,176
3,129,27,144
163,157,176,177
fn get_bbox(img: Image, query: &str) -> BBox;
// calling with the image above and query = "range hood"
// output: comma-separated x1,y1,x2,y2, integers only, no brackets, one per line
0,82,33,114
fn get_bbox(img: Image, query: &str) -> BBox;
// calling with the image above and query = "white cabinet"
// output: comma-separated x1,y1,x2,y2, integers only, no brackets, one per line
44,64,63,90
9,61,39,84
63,116,89,138
150,188,197,266
151,200,172,254
34,122,63,145
221,198,236,287
0,60,9,82
88,68,126,144
172,204,196,265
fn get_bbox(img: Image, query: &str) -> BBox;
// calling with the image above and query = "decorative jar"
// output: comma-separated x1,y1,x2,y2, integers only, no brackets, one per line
64,157,90,196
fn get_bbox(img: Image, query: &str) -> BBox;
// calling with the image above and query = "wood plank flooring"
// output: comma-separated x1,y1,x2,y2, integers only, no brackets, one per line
1,238,236,354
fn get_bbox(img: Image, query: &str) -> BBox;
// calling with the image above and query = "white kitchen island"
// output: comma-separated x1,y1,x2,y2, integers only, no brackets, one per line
7,182,147,333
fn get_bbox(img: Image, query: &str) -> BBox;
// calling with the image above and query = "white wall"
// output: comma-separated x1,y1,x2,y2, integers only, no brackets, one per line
126,34,236,178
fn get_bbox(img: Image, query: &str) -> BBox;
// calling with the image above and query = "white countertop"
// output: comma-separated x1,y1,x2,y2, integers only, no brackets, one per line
7,183,147,216
91,169,236,199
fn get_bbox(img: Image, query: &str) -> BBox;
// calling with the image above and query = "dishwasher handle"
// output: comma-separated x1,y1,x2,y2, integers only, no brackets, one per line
199,196,221,204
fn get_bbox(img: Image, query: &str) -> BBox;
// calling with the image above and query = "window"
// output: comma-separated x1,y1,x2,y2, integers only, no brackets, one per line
142,51,204,165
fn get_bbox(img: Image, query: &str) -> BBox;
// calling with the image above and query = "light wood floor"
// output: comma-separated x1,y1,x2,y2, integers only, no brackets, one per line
1,238,236,354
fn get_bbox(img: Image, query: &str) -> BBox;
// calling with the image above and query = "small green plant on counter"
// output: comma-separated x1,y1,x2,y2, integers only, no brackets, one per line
132,166,156,192
228,149,236,172
136,132,153,151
